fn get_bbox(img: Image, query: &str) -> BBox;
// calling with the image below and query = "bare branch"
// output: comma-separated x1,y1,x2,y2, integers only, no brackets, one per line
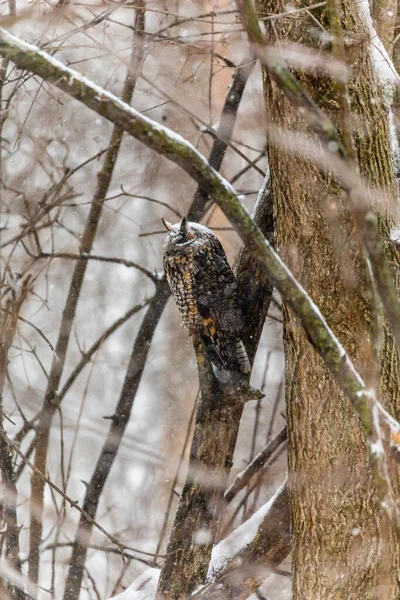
224,426,287,504
34,252,157,283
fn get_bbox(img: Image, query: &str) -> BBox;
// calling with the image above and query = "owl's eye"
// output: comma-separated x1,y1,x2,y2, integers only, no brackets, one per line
175,231,195,245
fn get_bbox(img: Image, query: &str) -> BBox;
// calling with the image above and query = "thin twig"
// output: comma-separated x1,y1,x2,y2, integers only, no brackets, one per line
35,252,157,283
224,426,287,504
44,542,154,567
1,430,165,559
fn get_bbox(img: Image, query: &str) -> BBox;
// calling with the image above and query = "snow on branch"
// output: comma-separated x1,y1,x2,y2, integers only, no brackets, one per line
195,481,290,600
359,0,400,88
108,568,160,600
1,27,400,536
108,482,290,600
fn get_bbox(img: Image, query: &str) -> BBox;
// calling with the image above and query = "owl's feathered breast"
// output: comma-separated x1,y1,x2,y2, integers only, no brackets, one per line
163,235,238,331
163,246,199,330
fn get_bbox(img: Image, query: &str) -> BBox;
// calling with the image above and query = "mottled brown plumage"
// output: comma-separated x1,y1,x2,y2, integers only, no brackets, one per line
162,217,250,374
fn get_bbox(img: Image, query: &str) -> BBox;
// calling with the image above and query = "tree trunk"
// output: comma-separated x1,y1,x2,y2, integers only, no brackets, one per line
260,0,400,596
157,181,274,599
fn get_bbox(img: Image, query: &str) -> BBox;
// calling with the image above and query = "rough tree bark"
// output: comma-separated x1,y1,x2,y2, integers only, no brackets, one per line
260,0,400,597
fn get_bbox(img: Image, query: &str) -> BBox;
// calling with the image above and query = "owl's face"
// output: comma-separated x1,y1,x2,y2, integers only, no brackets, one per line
162,217,213,254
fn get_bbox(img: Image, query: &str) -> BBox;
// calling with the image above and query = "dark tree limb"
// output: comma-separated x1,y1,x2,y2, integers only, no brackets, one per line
59,7,147,598
157,181,275,599
154,403,196,557
236,178,274,363
63,277,170,600
157,337,246,597
188,51,256,222
28,2,147,586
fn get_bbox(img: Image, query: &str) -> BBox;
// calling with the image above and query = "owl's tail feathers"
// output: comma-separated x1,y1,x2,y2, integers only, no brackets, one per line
209,353,263,401
236,339,251,374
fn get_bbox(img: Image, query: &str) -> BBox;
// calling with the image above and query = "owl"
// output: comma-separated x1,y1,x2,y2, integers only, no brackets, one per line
162,217,250,374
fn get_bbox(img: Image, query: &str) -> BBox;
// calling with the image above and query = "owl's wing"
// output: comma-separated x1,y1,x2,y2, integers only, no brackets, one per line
196,300,250,373
196,252,250,373
196,246,242,326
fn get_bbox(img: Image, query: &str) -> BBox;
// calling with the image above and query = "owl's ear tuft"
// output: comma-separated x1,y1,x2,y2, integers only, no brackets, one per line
180,216,188,234
162,217,174,231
